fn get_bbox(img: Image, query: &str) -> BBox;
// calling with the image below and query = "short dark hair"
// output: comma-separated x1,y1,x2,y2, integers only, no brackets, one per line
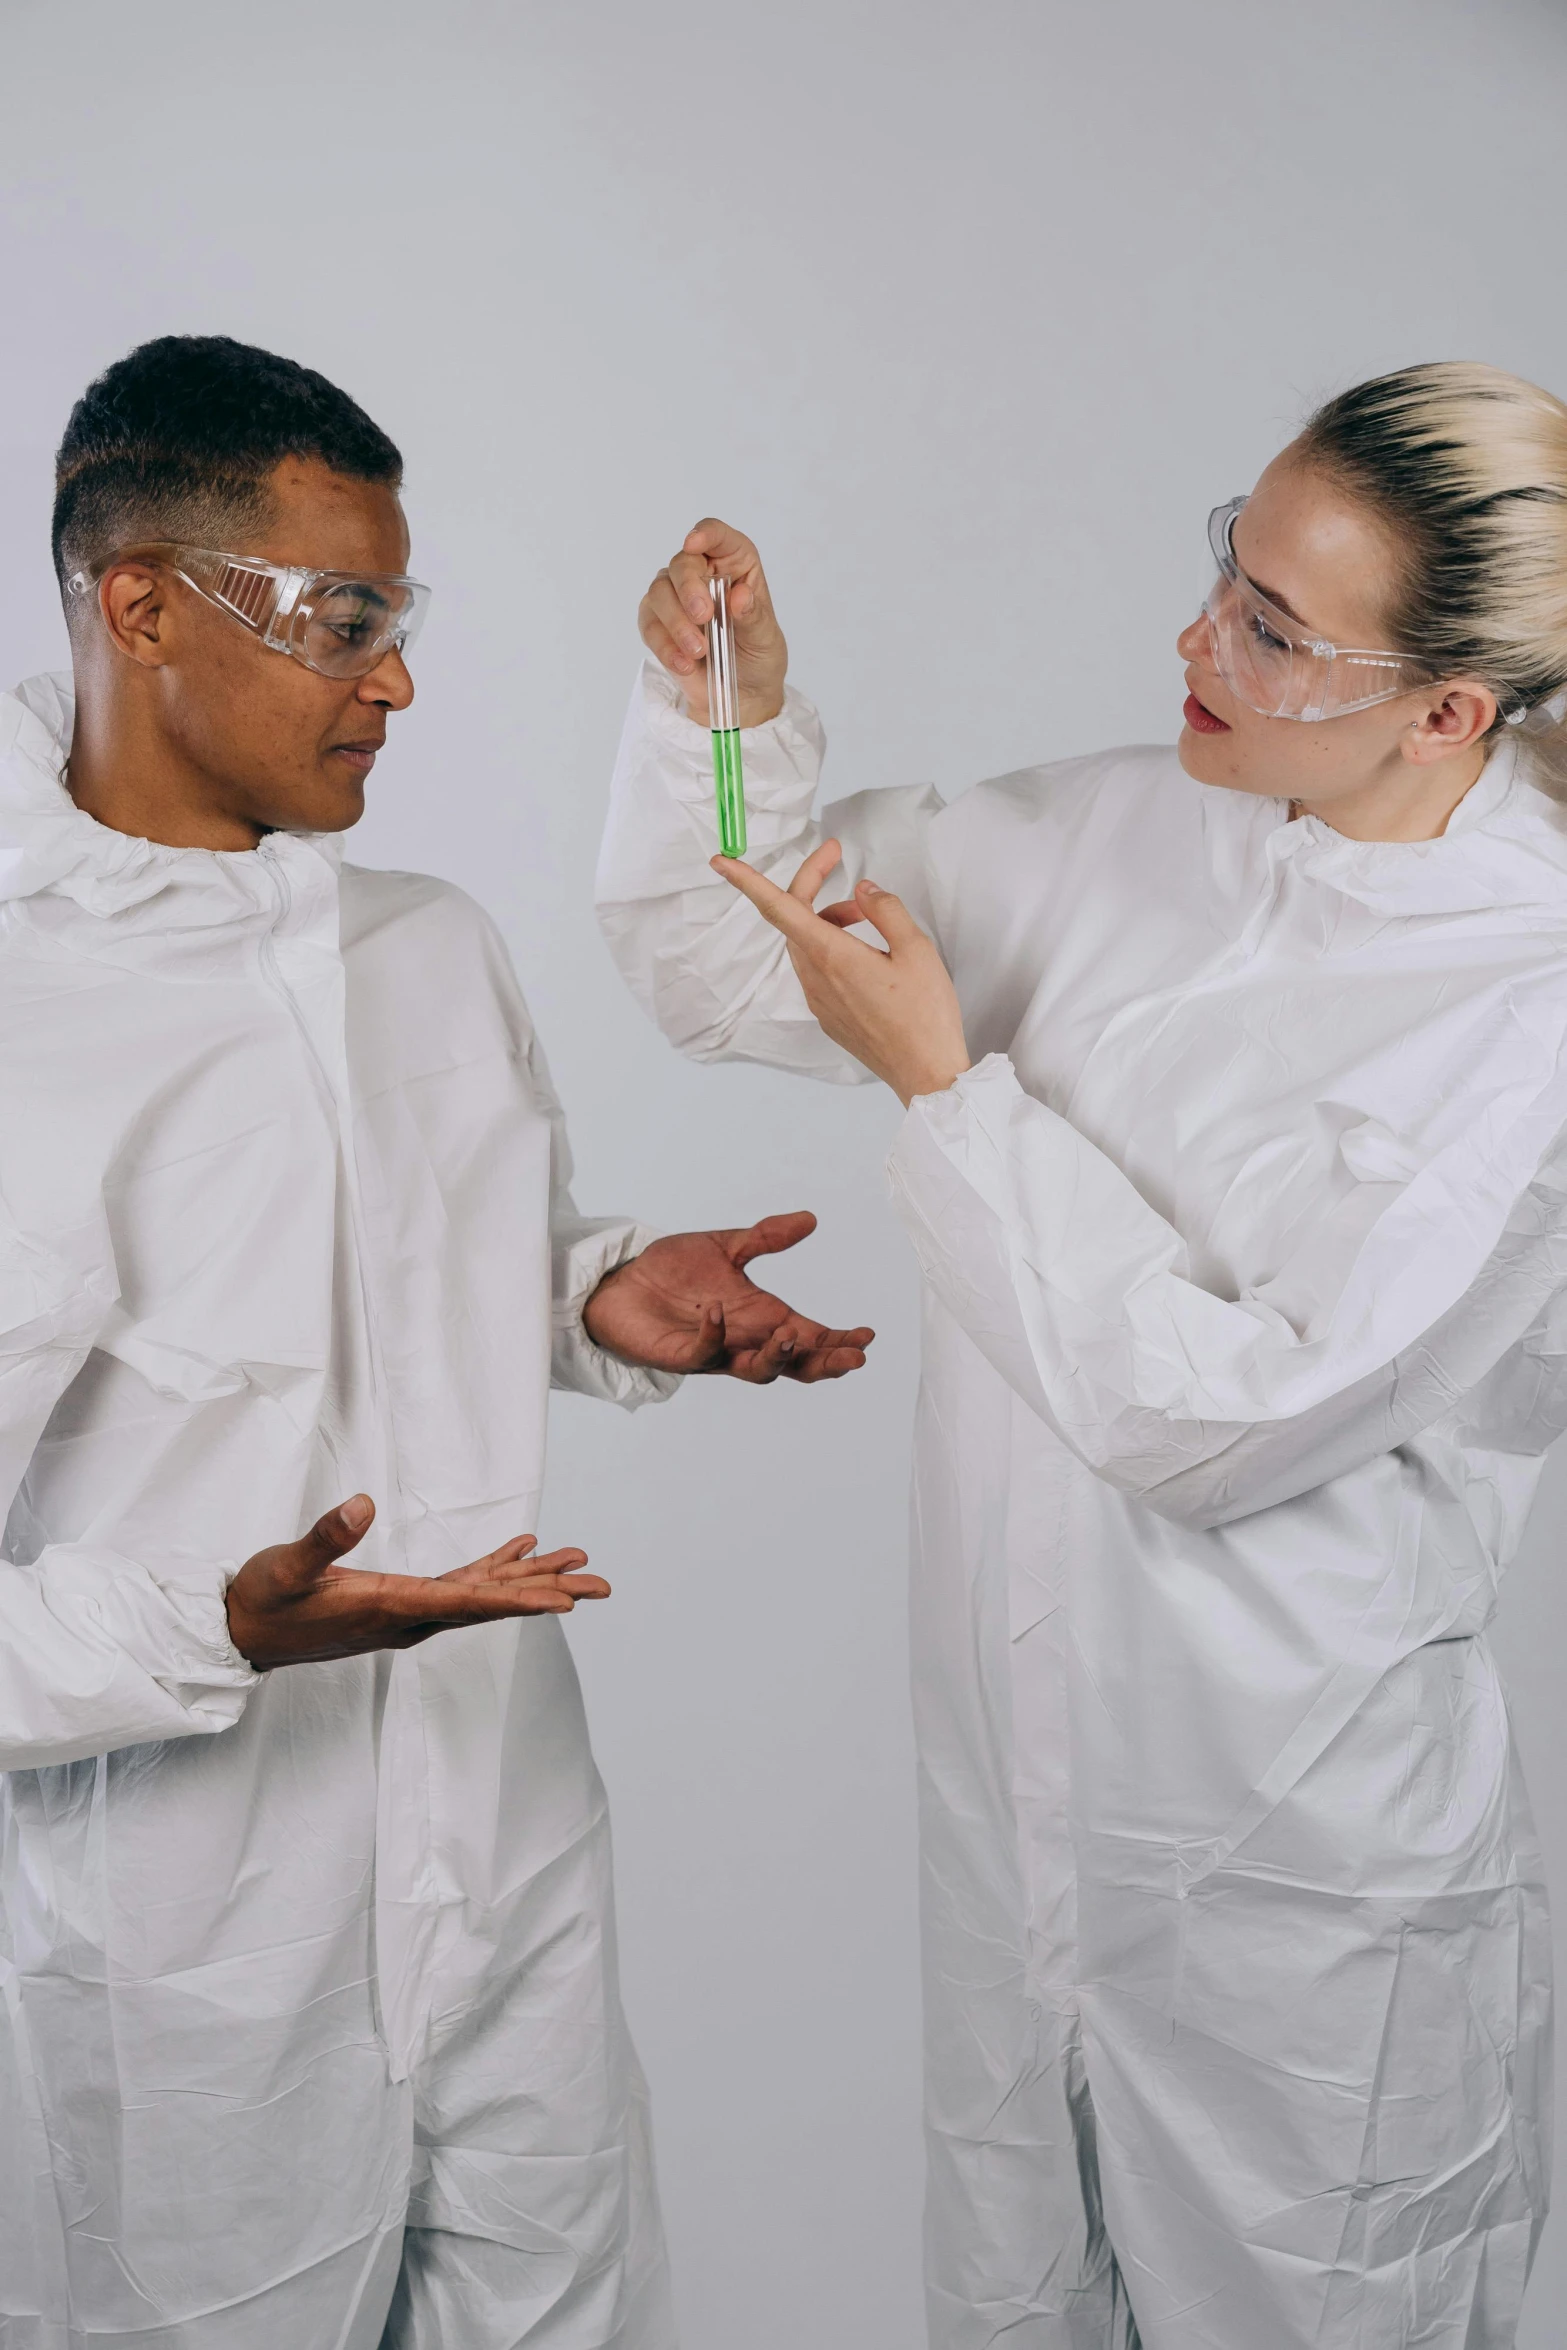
52,334,403,599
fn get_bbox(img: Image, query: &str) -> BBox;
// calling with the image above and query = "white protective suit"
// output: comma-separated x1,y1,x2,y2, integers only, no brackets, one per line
0,674,679,2350
597,663,1567,2350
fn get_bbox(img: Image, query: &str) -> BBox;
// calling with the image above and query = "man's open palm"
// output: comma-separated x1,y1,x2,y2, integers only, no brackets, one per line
583,1212,874,1382
227,1496,609,1669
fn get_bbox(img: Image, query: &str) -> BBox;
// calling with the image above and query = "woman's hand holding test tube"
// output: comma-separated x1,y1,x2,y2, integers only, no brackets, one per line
639,516,972,1107
638,518,789,728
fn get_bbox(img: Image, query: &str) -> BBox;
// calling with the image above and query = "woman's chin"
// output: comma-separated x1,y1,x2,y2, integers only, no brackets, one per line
1178,727,1225,783
1179,720,1292,799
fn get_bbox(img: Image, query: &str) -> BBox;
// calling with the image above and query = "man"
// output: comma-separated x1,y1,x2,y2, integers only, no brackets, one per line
0,339,873,2350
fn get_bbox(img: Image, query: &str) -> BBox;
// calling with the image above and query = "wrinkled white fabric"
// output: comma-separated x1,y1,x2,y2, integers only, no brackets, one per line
598,660,1566,2349
0,673,678,2350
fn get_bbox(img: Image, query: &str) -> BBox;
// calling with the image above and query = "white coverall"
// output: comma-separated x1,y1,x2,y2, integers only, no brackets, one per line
0,675,678,2350
597,664,1567,2350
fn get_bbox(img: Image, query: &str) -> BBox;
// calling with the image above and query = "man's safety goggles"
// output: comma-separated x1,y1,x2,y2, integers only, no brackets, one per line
67,545,431,681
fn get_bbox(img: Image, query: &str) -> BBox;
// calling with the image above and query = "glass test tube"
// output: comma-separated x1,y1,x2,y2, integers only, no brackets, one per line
708,574,747,859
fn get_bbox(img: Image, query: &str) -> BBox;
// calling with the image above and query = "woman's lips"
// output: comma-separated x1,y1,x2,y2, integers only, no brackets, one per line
1183,690,1231,736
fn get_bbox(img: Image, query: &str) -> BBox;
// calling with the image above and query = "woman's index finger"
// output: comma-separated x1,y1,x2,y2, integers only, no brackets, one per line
668,548,716,623
712,856,829,946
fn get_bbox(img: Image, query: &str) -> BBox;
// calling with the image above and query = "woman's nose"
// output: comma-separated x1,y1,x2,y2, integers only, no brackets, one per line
1176,613,1211,663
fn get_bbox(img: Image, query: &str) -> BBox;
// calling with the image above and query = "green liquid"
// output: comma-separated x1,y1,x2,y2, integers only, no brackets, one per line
712,727,747,858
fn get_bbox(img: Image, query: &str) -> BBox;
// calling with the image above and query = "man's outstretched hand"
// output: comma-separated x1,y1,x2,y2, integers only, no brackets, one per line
583,1212,874,1383
226,1495,609,1670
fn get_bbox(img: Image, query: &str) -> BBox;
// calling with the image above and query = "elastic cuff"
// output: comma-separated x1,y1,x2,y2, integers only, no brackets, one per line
145,1558,259,1691
904,1050,1020,1121
637,662,826,802
554,1219,684,1408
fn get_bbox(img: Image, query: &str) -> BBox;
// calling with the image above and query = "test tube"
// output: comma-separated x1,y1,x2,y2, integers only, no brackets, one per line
708,574,747,859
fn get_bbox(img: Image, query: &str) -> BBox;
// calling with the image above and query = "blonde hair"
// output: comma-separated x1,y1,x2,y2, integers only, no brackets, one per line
1298,361,1567,793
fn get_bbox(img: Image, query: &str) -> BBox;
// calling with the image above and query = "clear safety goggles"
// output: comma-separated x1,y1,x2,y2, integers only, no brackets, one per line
67,544,431,680
1203,497,1440,723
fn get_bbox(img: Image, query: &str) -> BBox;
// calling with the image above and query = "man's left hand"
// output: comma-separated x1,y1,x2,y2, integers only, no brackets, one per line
582,1213,874,1382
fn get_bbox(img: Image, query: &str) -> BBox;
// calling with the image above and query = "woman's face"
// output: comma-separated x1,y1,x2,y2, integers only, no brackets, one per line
1175,450,1487,814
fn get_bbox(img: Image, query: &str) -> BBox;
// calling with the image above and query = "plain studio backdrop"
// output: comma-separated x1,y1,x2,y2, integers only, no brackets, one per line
5,2,1567,2342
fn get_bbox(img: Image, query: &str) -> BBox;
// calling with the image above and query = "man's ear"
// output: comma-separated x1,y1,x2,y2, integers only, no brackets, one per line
97,560,173,668
1401,680,1498,767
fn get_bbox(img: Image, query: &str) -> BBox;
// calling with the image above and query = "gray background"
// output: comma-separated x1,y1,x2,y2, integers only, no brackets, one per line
4,3,1567,2342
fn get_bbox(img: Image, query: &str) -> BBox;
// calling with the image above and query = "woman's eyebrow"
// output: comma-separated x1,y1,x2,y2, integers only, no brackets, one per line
1242,564,1309,626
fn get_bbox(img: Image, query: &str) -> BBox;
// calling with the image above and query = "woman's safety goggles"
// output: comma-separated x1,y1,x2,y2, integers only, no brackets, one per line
67,545,431,680
1203,498,1439,723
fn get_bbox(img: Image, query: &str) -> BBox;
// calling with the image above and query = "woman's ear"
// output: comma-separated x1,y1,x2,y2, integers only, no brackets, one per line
1401,681,1498,766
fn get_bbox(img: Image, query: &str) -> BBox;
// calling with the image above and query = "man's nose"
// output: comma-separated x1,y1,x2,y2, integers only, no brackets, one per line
360,649,415,711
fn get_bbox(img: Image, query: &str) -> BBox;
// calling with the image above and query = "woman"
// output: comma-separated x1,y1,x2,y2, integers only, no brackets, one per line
596,364,1567,2349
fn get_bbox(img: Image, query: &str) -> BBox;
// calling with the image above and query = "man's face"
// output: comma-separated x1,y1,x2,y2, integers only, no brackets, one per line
134,458,415,837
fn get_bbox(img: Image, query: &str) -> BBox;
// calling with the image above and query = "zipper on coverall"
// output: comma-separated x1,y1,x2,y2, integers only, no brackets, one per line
255,839,437,2081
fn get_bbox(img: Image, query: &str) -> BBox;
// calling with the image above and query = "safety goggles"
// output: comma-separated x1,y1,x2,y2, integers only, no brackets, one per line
67,544,431,680
1203,498,1440,723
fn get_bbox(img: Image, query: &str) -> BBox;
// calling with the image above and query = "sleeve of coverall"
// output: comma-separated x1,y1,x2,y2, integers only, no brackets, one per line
596,660,946,1078
886,1053,1567,1530
521,1026,684,1410
0,1202,258,1770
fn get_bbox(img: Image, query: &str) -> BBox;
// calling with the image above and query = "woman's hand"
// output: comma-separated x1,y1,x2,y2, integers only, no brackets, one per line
714,839,971,1106
638,517,788,728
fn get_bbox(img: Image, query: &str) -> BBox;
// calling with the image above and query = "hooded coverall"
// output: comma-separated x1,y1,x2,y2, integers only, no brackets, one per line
596,663,1566,2350
0,673,677,2350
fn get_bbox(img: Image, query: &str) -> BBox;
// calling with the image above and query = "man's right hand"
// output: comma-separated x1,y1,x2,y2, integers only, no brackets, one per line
225,1495,608,1670
638,518,788,730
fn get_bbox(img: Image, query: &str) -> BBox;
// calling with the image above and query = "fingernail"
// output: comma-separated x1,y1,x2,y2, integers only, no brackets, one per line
342,1494,373,1531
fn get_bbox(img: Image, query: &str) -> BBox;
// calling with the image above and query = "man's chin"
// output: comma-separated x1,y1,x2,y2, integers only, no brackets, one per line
271,778,368,835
